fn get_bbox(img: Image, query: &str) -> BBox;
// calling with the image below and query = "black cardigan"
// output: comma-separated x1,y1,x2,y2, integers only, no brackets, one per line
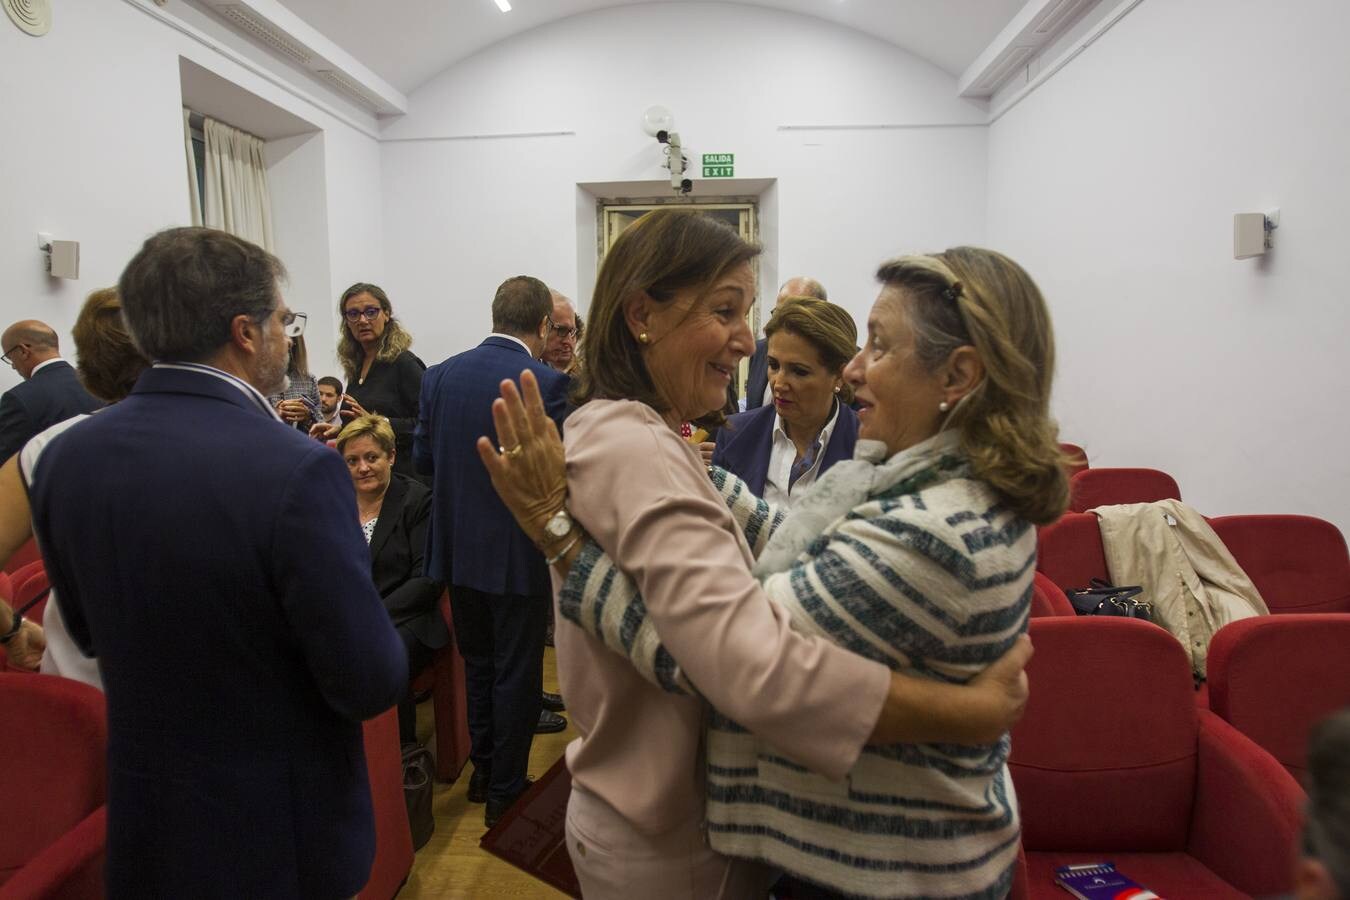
368,473,448,650
348,350,425,479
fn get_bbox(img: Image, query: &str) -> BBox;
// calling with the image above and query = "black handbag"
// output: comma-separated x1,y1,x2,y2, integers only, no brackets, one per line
1066,578,1153,622
401,743,436,851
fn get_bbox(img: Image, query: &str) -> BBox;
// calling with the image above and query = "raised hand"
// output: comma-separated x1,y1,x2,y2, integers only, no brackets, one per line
476,369,567,544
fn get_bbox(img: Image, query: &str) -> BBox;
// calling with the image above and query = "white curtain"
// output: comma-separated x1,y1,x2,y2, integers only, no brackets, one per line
201,116,275,251
183,109,203,227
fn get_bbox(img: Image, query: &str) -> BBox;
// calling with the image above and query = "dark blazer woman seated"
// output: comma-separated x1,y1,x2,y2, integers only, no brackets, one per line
339,414,448,742
713,298,859,507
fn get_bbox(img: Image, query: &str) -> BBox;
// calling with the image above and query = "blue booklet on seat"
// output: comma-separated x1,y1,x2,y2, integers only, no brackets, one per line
1055,862,1161,899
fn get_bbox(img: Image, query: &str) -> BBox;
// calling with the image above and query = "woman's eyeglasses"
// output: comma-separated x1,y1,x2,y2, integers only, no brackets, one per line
282,311,307,338
344,306,383,323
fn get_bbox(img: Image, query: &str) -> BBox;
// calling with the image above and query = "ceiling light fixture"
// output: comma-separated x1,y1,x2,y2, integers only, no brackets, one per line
493,0,512,11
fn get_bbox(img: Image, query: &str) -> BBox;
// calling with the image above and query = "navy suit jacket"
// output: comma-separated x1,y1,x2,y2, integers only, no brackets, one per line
415,336,569,598
0,359,100,463
369,473,448,650
744,338,770,410
29,366,407,899
711,401,859,498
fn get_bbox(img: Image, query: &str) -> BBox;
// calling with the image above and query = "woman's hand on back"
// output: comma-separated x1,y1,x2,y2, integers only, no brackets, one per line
476,369,568,544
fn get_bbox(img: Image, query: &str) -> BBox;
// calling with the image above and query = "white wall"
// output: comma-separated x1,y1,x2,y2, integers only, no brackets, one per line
380,2,990,361
0,0,383,389
987,0,1350,533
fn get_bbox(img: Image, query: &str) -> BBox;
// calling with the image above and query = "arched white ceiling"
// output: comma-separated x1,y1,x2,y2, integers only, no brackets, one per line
271,0,1030,94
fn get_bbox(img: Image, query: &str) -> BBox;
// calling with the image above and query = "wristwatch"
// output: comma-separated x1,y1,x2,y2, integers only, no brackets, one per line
542,507,573,542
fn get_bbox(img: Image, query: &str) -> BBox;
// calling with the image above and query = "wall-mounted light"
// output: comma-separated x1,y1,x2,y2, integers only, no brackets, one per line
1234,209,1279,260
38,232,80,279
493,0,511,11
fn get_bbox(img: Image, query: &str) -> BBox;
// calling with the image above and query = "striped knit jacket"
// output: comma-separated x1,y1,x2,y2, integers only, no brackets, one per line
558,432,1034,899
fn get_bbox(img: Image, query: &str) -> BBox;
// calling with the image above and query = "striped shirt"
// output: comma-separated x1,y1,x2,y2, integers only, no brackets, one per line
559,438,1033,899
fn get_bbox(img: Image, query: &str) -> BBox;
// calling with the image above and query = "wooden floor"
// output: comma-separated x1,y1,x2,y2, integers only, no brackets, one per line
400,647,573,899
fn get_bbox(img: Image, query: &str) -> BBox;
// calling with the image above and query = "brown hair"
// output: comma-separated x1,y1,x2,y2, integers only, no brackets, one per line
336,414,396,456
764,297,858,404
875,247,1069,525
574,209,760,421
336,283,412,380
71,287,151,403
287,334,310,378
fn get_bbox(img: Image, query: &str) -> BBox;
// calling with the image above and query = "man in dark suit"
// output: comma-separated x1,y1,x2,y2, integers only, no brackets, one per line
0,320,100,462
745,276,829,410
415,275,570,827
29,228,407,899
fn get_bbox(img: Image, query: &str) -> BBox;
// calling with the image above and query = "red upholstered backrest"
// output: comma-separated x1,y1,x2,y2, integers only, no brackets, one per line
1059,443,1089,476
1030,572,1075,617
1068,467,1181,513
1211,515,1350,614
3,537,41,576
1011,618,1197,851
0,674,107,884
1206,614,1350,781
1036,513,1109,592
358,708,414,900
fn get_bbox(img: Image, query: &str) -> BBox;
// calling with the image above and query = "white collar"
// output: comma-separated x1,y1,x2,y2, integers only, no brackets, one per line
30,357,66,376
489,333,535,358
772,397,841,452
152,362,281,420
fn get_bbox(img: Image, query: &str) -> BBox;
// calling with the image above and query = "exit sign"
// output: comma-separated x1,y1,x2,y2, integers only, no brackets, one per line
702,153,734,178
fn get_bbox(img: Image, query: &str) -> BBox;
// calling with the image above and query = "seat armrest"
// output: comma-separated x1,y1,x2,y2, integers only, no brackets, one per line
0,805,106,900
1189,710,1303,895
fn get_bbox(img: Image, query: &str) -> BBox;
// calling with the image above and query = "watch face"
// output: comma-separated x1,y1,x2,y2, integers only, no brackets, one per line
546,510,571,537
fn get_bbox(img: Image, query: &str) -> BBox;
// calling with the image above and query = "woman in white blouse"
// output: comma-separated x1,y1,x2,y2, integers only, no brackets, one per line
711,298,859,508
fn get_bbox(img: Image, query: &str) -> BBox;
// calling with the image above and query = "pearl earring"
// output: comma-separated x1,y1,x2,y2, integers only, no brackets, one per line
833,386,841,394
638,332,650,345
938,401,950,412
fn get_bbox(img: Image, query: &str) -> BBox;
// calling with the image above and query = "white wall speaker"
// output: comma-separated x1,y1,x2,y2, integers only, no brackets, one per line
1233,212,1268,260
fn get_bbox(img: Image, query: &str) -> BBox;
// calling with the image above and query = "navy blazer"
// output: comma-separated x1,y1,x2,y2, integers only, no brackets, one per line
369,473,448,650
0,359,100,463
29,366,407,899
711,400,859,498
415,336,569,598
744,338,770,410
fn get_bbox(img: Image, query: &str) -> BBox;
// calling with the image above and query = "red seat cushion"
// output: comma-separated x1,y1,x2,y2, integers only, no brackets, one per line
1210,515,1350,614
1023,852,1245,899
1069,468,1181,513
1030,572,1075,617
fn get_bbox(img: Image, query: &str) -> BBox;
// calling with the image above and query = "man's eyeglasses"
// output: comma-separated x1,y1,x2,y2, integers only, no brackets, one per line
343,306,383,323
282,311,307,338
548,318,577,340
1,343,26,368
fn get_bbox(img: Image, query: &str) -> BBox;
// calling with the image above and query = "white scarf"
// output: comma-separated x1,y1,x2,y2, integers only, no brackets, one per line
751,430,964,577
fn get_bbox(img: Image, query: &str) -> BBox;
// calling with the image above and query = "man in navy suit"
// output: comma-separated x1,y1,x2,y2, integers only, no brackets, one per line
745,276,829,410
29,228,407,899
415,275,570,827
0,320,99,463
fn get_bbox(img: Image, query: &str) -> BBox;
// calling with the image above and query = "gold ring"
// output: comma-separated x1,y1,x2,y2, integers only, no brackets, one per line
502,444,524,458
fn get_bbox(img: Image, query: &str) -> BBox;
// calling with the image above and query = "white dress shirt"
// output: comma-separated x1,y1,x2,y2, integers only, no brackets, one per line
762,398,841,509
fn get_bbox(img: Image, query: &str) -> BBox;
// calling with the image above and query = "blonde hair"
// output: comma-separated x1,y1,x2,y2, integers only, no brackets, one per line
875,247,1069,525
336,414,396,456
764,297,857,404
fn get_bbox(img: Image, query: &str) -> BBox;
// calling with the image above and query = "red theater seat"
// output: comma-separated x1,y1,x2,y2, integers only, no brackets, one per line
408,592,471,783
358,708,414,900
1210,515,1350,614
1207,614,1350,782
1030,572,1074,618
1036,513,1109,593
1058,443,1089,477
1068,467,1181,513
1009,618,1303,899
0,674,107,895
